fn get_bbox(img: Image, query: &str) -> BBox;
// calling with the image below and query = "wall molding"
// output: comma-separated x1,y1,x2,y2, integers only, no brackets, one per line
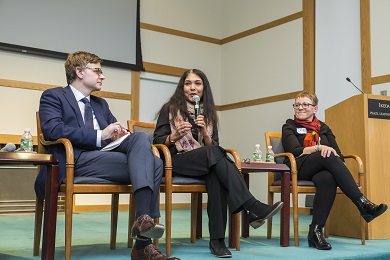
221,11,302,44
0,78,131,101
141,22,221,45
141,12,303,45
143,62,188,77
372,74,390,85
360,0,372,94
217,91,301,111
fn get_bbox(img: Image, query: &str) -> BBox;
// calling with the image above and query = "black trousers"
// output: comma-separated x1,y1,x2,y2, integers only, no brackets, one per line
172,145,253,239
298,152,362,226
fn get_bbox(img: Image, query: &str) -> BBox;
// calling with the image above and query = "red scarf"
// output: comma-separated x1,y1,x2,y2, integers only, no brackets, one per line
294,115,321,147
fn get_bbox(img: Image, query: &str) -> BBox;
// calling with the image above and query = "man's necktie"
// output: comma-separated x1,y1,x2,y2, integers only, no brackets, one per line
81,98,94,129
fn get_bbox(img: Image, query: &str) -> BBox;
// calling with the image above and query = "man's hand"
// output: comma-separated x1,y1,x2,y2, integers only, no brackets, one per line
102,122,128,140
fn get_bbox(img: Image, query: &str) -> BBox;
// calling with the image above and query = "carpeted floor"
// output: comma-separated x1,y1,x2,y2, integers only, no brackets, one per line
0,209,389,260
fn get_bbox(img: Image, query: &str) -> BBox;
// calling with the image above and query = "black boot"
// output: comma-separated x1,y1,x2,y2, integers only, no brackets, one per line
353,195,388,223
209,239,232,258
308,224,332,250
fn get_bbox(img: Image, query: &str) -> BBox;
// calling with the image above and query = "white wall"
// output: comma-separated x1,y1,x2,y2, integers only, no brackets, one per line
0,51,132,136
218,0,302,202
315,0,362,120
370,0,390,95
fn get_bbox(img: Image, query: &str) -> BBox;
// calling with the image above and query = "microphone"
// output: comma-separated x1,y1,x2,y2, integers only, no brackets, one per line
0,143,16,152
346,77,364,94
192,95,200,118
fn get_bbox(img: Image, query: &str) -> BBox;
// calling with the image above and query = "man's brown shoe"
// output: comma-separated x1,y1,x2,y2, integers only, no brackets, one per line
131,214,165,240
131,244,181,260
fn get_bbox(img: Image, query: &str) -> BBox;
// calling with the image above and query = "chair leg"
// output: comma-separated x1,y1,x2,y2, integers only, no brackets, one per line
196,193,202,239
233,213,240,251
128,193,136,248
153,190,160,248
361,216,366,245
190,193,198,243
293,191,299,246
110,194,119,250
324,218,330,238
65,193,74,260
33,197,44,256
165,191,172,257
267,192,274,239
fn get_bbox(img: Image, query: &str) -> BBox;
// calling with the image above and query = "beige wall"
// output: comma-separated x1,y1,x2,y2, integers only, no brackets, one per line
0,0,304,206
1,0,389,208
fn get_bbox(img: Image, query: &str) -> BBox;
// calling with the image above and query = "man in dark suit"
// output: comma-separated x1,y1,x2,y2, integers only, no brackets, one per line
36,51,180,260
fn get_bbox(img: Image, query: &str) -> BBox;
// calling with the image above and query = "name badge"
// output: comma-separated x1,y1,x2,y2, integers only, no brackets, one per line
297,128,307,134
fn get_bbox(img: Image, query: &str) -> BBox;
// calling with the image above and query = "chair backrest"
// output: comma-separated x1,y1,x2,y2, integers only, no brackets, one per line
36,112,45,155
265,132,286,182
127,120,156,142
265,132,285,164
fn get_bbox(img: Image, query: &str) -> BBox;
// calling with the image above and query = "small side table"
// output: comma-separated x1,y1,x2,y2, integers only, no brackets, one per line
230,162,291,247
0,152,59,260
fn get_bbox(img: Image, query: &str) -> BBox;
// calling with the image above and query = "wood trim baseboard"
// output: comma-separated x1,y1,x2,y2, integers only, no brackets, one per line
73,202,207,212
74,203,312,215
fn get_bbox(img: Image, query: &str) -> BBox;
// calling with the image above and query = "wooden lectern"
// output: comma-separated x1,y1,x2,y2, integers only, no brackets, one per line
325,94,390,239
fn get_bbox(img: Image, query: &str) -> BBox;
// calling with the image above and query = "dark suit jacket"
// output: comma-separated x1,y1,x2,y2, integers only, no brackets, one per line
35,85,117,199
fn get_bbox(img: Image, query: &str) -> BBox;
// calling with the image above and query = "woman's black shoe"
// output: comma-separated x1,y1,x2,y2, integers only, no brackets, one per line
209,239,232,258
353,195,388,223
247,201,283,229
308,224,332,250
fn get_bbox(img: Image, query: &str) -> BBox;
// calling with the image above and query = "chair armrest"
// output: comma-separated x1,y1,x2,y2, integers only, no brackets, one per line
274,152,298,189
39,134,74,164
343,154,365,188
153,144,173,187
225,148,241,170
343,154,364,174
274,152,297,176
39,133,75,184
152,145,160,158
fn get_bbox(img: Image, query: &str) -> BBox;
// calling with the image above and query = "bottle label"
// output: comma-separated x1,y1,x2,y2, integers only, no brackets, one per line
253,152,262,162
266,153,274,162
21,139,33,151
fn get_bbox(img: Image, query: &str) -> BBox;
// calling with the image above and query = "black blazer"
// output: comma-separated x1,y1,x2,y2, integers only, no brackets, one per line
281,119,344,170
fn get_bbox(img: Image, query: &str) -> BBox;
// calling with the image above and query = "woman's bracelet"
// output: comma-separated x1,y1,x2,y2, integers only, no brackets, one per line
168,134,176,144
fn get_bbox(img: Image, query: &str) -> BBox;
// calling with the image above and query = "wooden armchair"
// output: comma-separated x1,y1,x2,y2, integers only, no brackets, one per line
127,120,241,256
265,132,366,246
34,113,159,260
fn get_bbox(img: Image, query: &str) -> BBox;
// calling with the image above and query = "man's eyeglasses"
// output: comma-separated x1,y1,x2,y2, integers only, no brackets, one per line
85,67,103,76
292,103,316,109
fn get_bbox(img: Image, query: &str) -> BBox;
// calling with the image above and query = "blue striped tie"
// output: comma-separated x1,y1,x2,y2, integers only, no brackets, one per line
81,98,94,129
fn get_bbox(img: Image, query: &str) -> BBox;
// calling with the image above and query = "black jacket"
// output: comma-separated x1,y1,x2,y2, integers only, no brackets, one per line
281,119,344,169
